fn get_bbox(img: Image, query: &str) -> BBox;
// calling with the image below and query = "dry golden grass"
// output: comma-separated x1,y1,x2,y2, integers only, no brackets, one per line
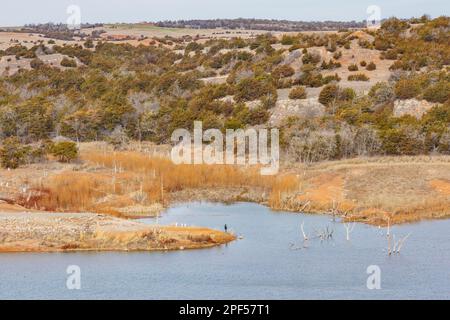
28,150,275,215
281,156,450,225
82,150,273,190
31,171,129,216
268,174,301,209
0,211,235,252
13,147,450,225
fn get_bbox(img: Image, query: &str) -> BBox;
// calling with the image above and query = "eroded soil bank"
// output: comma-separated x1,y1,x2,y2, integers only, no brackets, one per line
2,145,450,250
171,157,450,226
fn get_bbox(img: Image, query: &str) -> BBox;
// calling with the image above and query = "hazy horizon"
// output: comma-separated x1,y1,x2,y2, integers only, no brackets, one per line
0,0,448,27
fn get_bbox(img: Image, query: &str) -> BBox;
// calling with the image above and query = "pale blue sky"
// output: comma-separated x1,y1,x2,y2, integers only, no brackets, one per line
0,0,448,26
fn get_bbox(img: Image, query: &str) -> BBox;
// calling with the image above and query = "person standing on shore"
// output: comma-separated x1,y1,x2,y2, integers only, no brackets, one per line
224,224,228,233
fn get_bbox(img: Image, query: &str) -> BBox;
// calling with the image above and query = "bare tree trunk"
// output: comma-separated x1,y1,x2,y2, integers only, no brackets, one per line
344,222,355,241
387,218,392,255
301,222,308,241
392,234,397,253
396,233,411,253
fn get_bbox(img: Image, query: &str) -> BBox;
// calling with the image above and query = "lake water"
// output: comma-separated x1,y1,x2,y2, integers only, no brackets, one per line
0,202,449,299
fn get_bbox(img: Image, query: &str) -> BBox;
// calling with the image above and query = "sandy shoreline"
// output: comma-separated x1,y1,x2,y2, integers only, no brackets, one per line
2,150,450,255
0,210,235,253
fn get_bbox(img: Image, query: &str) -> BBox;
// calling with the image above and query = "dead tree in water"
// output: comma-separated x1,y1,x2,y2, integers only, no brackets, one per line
330,200,339,222
289,221,310,250
329,199,351,223
301,222,309,241
395,233,411,253
315,226,334,242
391,232,411,255
386,216,411,255
298,221,310,248
387,217,392,255
343,222,356,241
290,222,334,250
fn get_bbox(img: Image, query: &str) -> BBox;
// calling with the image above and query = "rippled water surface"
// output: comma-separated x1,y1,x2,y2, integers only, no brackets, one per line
0,202,449,299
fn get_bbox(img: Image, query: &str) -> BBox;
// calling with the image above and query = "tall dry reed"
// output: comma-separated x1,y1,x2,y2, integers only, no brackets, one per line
30,150,282,214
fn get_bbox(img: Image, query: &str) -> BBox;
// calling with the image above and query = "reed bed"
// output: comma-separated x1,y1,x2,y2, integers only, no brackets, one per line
22,149,450,225
268,174,301,209
29,150,278,214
